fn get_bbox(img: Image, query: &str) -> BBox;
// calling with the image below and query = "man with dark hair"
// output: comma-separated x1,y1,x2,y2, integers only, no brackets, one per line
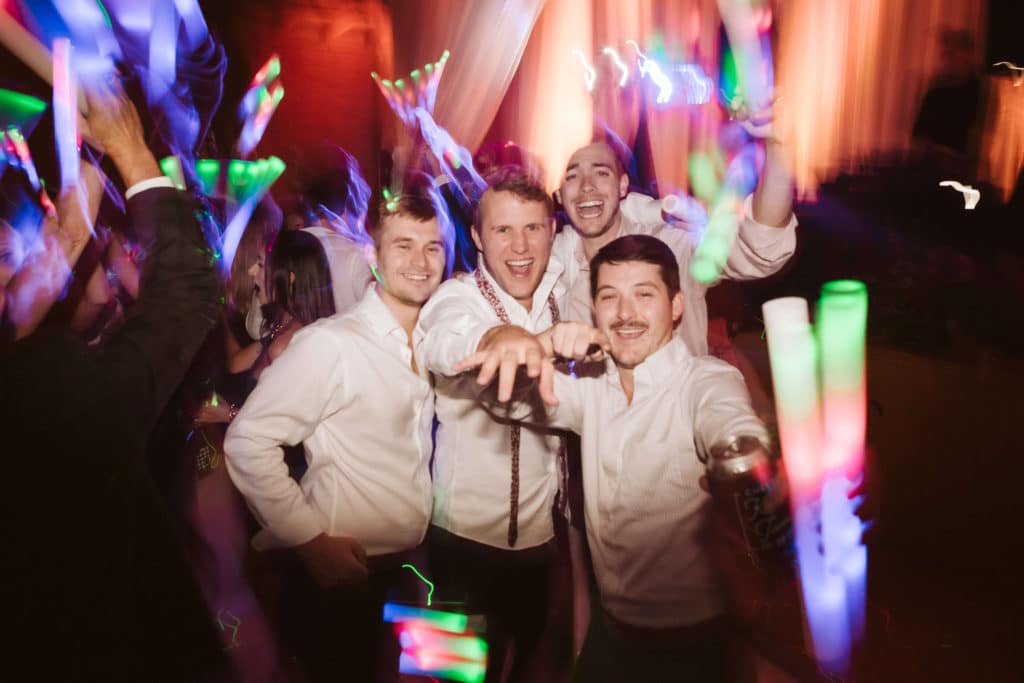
419,166,567,681
554,134,797,357
225,186,455,681
457,234,771,682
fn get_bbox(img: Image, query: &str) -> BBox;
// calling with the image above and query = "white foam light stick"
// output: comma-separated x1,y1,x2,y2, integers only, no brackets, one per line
52,38,80,190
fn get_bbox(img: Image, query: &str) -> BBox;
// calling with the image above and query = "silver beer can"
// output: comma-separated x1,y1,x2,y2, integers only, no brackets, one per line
702,435,794,569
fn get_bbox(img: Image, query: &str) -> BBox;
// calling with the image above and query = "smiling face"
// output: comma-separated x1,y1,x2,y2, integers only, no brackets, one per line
472,189,555,311
557,142,630,243
593,259,683,370
375,213,446,308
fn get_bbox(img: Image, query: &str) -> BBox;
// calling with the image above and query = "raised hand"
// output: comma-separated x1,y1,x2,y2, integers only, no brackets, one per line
538,321,610,363
454,324,558,406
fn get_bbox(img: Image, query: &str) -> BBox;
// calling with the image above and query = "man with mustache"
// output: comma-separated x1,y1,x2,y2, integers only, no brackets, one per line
554,133,797,356
456,234,771,682
418,167,568,681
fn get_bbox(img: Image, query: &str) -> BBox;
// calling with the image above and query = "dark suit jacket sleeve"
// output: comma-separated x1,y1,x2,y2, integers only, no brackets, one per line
92,186,221,431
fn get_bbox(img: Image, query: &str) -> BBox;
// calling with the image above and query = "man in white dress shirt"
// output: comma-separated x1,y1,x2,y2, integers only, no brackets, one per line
224,188,454,681
553,135,797,356
418,168,566,681
457,234,772,682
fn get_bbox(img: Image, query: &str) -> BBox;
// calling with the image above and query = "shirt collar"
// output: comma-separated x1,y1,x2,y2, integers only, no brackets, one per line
360,286,410,343
625,336,691,397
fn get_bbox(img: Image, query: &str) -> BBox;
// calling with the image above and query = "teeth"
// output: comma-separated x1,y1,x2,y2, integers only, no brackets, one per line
507,260,533,267
616,327,646,337
404,274,429,281
578,201,601,208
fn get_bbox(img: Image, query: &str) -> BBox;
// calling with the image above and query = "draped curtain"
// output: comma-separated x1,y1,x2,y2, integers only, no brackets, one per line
388,0,545,155
392,0,998,200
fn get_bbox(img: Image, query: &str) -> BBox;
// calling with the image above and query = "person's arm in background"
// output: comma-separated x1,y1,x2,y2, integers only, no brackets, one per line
84,82,221,432
7,160,103,340
723,126,799,282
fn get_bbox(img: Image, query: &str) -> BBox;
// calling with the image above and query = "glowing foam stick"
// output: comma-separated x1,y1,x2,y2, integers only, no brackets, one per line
938,180,980,210
761,301,822,497
52,38,80,190
0,89,47,135
173,0,210,50
3,126,41,190
690,142,758,283
626,40,673,104
717,0,773,115
994,61,1024,87
148,0,179,104
817,280,868,478
662,193,707,227
160,156,187,190
0,9,89,115
818,280,869,649
399,625,487,662
371,50,449,124
382,603,468,634
602,47,629,87
398,651,485,683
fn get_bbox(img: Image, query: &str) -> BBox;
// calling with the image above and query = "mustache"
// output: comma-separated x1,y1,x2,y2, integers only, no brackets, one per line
610,320,647,331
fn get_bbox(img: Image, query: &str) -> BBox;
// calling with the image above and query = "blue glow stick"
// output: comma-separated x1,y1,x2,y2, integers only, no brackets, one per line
52,38,79,190
398,651,485,683
147,0,179,104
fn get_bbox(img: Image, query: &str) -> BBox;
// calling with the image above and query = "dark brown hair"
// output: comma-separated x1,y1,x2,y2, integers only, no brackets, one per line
589,234,680,298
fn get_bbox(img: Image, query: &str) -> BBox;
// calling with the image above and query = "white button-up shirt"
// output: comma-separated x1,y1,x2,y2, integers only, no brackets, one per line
419,259,567,549
496,338,768,627
302,225,373,315
224,288,434,555
551,194,797,356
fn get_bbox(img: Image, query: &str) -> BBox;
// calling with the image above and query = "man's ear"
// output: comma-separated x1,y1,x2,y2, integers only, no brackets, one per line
471,224,484,253
619,173,629,198
554,187,562,206
671,290,685,325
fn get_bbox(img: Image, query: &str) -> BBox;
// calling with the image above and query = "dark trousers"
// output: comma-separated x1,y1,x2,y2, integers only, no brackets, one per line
427,525,554,683
277,547,428,682
573,606,739,683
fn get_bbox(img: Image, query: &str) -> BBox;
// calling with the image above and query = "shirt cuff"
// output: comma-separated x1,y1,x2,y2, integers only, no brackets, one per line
739,193,797,249
125,176,175,200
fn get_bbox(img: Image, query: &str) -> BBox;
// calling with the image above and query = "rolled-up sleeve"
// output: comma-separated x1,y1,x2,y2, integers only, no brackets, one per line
722,193,797,281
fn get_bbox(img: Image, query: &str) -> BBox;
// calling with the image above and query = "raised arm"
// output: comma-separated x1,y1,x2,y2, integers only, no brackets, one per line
85,82,221,429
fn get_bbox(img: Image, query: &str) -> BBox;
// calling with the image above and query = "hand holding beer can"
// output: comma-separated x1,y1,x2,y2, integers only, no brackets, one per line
701,435,794,570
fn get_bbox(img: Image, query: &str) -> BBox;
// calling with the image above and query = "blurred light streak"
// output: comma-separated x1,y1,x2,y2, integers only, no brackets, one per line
938,180,981,209
993,61,1024,87
601,46,629,87
571,49,596,92
626,40,672,104
978,75,1024,201
776,0,986,198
